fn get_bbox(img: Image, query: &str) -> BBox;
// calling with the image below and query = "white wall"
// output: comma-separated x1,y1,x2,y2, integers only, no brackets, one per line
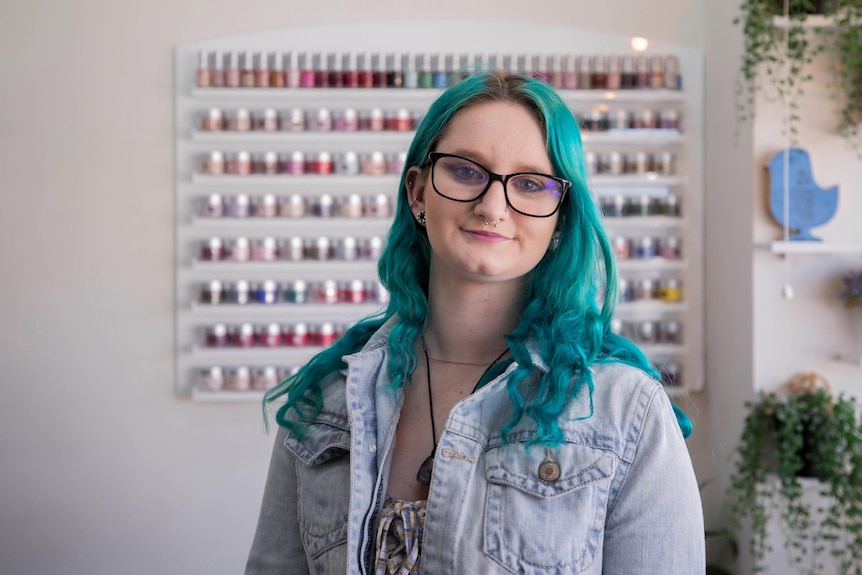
9,1,827,574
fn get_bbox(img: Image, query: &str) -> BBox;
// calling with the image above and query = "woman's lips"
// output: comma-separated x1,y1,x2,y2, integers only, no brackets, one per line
466,229,509,242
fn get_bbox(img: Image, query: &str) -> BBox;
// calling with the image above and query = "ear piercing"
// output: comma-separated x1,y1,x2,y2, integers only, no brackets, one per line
416,211,426,224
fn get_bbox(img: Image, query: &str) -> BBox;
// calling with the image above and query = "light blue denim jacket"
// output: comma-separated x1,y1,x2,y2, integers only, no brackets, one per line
246,319,705,574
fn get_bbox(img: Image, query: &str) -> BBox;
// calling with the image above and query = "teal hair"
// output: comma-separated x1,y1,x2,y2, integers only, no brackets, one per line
264,70,692,441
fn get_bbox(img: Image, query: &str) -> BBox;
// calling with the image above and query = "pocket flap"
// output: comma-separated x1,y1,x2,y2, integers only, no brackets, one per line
485,444,615,499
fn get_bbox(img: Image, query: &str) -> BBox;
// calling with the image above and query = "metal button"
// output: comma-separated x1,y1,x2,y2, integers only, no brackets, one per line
538,448,561,483
368,443,377,453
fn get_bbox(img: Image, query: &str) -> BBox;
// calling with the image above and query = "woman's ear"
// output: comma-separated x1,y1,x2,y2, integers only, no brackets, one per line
406,166,426,213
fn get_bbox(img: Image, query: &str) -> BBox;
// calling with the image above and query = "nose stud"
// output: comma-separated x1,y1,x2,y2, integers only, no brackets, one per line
483,217,500,228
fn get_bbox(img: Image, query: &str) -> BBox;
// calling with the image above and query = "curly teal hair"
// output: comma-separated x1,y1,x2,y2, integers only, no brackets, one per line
265,70,692,441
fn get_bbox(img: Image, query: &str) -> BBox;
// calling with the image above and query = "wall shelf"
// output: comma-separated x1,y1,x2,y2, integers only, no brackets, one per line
771,241,862,255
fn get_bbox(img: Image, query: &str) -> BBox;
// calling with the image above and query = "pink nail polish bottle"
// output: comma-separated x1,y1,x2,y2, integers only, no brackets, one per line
285,51,300,88
225,51,240,88
299,52,315,88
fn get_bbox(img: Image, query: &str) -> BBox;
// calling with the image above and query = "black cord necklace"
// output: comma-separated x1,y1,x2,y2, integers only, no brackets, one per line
416,336,509,485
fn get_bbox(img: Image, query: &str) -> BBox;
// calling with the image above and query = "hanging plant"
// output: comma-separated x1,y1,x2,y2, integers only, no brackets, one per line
825,0,862,150
734,0,862,154
725,373,862,573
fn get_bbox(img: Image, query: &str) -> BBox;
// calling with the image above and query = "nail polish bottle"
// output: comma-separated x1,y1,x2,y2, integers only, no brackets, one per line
562,54,578,89
240,51,255,87
418,53,433,88
269,51,286,88
203,151,224,175
227,236,251,262
577,55,592,89
255,51,270,88
447,53,462,84
195,50,211,88
403,53,418,89
342,52,359,88
635,55,650,89
328,52,343,88
283,280,308,306
358,52,373,88
606,55,621,90
197,366,224,391
533,54,550,83
334,108,358,131
549,54,563,88
387,52,403,88
591,55,607,89
211,50,225,87
665,55,681,90
432,53,448,88
649,55,664,89
491,53,503,73
621,55,636,89
225,51,240,88
299,52,315,88
285,51,300,88
314,51,329,88
372,52,387,88
519,53,531,78
202,107,223,131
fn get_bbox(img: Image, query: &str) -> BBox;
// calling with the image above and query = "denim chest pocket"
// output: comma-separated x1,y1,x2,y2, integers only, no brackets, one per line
289,423,351,562
483,443,615,574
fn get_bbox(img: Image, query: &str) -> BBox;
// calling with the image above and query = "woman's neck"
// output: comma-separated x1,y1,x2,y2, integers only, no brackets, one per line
423,271,524,364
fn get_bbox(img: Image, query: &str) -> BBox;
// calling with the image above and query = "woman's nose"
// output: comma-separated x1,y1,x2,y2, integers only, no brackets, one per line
476,179,509,222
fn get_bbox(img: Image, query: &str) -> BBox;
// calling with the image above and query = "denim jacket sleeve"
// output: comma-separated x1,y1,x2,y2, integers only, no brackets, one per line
245,427,310,575
601,385,705,573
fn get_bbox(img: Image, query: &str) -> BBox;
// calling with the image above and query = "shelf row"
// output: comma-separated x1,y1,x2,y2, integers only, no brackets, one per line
189,87,687,106
188,173,687,187
189,128,684,146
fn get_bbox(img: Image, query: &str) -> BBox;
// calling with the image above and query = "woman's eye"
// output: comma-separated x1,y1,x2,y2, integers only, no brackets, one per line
450,164,485,182
513,177,543,192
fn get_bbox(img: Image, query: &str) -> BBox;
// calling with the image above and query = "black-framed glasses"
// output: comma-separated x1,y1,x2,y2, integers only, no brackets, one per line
426,152,570,218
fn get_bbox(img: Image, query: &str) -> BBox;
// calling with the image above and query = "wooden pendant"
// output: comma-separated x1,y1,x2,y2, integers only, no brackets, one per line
416,454,434,485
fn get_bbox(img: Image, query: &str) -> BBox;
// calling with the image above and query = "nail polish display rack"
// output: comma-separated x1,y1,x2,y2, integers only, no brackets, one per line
174,24,704,401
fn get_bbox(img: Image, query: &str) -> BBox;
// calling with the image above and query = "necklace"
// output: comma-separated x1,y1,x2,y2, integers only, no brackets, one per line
416,336,509,486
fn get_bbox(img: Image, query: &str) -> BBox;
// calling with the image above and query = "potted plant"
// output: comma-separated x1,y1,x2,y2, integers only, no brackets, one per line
725,372,862,573
734,0,862,153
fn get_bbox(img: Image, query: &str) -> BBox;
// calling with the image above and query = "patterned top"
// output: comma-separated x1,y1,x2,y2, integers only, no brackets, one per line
375,497,428,575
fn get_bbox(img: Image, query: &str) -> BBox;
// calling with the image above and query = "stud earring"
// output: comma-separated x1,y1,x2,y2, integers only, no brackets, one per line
416,211,426,224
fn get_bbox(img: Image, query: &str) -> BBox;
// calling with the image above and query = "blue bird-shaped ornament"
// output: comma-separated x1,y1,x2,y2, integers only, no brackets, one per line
767,147,838,241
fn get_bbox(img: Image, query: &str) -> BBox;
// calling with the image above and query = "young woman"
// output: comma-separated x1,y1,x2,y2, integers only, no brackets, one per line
246,70,704,575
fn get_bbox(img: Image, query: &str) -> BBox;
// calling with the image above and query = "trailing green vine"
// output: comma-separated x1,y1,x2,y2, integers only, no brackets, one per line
725,374,862,573
734,0,862,155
